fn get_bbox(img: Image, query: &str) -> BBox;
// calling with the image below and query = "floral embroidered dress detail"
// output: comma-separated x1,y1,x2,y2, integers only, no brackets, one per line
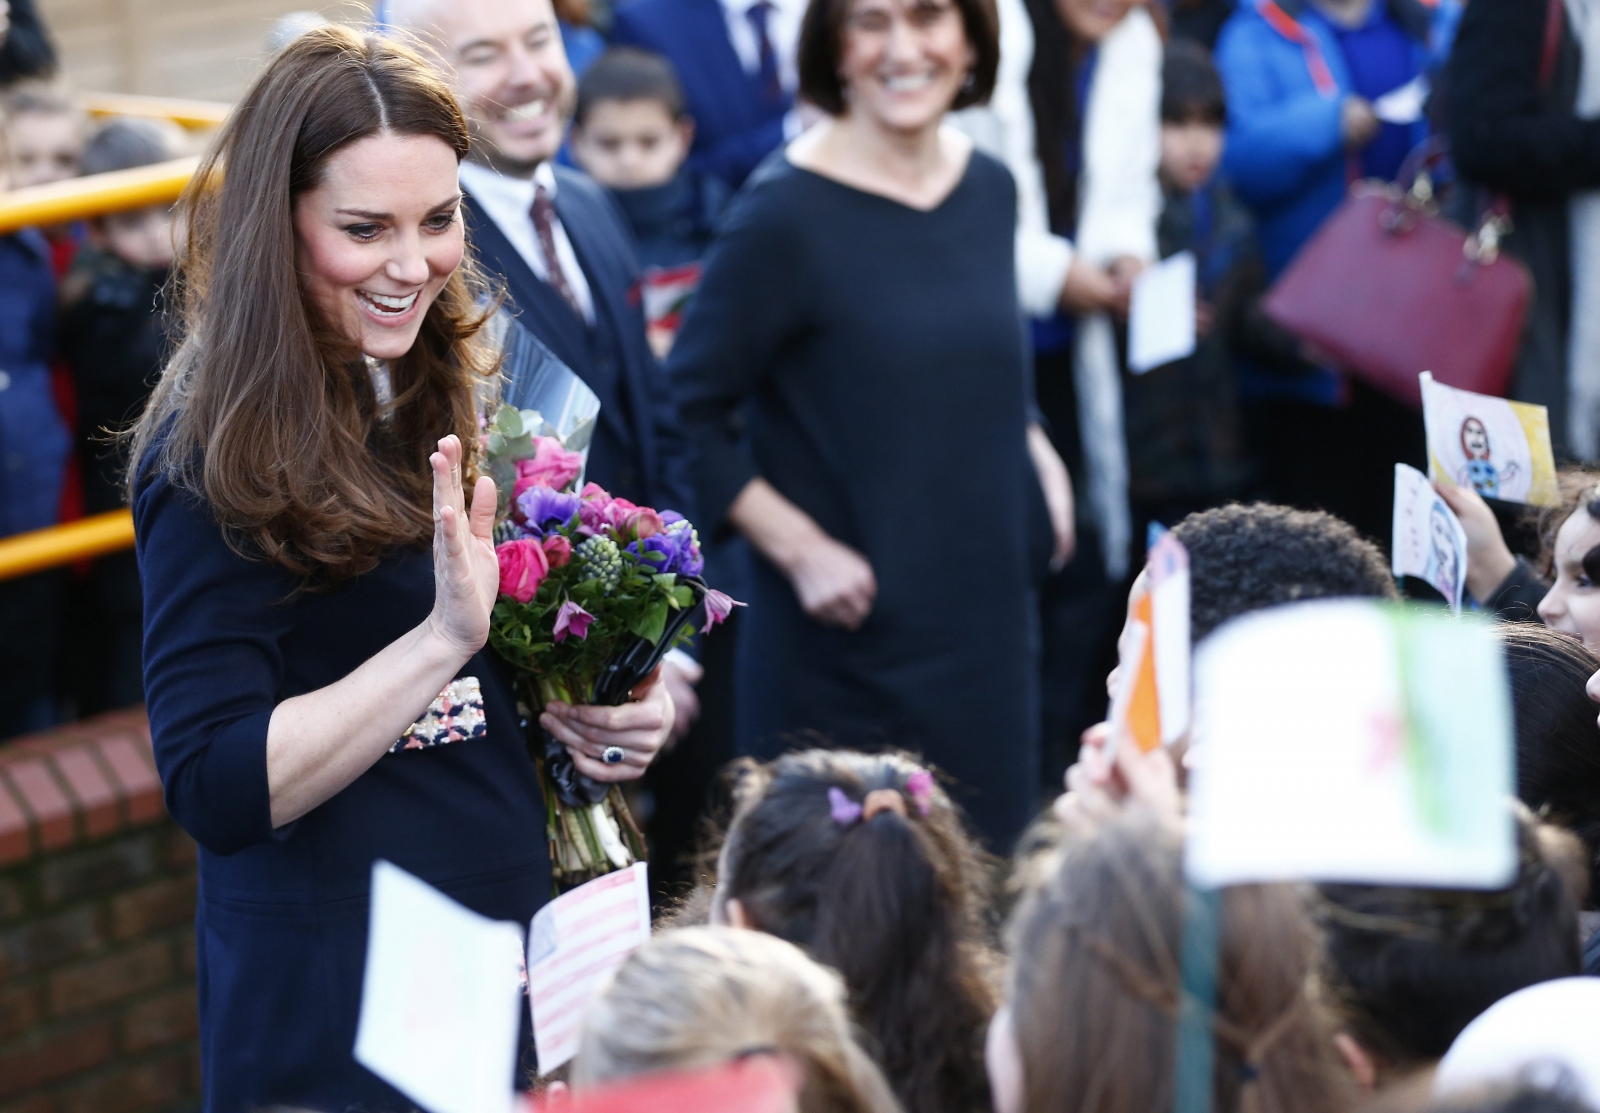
389,676,487,752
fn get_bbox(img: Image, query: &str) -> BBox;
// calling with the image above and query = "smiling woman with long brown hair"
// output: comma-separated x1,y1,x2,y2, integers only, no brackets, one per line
129,26,673,1111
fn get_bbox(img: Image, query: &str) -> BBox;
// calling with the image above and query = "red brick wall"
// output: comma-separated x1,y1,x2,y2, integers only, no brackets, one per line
0,711,200,1113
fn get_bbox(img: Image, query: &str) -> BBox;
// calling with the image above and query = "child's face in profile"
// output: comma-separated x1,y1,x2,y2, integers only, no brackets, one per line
7,109,83,189
1159,118,1223,193
571,98,692,191
93,205,176,271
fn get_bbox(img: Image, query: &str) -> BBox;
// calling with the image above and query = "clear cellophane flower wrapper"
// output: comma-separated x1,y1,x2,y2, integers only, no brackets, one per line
484,313,730,891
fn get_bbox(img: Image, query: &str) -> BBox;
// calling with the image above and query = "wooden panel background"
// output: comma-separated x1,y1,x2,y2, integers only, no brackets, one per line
37,0,372,101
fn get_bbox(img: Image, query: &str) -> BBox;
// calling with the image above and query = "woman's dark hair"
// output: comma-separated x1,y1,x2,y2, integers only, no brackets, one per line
715,749,998,1113
1006,814,1355,1113
1316,812,1581,1069
797,0,1000,117
1023,0,1083,233
128,26,496,583
1497,622,1600,901
0,0,59,88
1161,40,1225,125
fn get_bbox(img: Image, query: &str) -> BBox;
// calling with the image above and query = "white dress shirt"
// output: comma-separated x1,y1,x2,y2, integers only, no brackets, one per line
458,160,596,326
719,0,802,94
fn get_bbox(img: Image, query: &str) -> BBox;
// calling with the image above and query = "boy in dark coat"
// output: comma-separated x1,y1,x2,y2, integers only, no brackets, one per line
569,47,729,359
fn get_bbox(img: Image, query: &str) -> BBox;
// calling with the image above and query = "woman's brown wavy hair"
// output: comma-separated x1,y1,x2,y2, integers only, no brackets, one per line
127,25,497,582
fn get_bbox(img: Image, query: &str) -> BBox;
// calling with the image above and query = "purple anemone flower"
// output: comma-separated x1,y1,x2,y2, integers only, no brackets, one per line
627,517,703,577
515,486,581,537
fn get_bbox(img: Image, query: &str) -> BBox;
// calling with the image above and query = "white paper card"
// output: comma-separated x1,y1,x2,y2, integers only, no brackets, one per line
1392,463,1469,612
1128,251,1197,374
529,862,651,1074
1186,600,1516,889
354,860,523,1113
1373,75,1429,124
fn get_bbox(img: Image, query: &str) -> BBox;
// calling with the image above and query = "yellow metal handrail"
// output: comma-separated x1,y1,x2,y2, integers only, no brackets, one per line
0,511,136,581
81,93,231,130
0,156,199,234
0,97,225,580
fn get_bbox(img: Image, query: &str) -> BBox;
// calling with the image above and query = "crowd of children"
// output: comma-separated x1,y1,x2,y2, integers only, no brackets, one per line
539,490,1600,1113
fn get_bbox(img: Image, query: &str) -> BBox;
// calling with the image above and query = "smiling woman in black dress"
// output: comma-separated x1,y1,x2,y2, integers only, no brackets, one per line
669,0,1075,850
129,29,673,1112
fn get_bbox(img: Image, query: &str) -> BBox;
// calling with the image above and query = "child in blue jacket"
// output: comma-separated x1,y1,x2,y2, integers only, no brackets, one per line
1216,0,1432,290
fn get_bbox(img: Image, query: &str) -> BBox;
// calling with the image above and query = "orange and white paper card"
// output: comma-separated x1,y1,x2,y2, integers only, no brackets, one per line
1109,532,1191,755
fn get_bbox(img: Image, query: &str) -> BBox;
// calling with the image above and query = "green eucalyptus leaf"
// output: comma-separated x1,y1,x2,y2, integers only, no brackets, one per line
495,406,524,436
634,598,669,645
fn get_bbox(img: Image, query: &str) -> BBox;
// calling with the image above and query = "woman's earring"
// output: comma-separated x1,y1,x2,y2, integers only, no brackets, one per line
961,68,977,94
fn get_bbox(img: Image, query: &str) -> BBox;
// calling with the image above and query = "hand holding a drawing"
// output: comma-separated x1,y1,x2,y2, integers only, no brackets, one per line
1433,481,1518,605
1052,721,1181,838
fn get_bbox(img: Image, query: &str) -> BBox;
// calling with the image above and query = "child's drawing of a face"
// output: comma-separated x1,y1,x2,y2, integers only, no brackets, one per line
1461,417,1491,461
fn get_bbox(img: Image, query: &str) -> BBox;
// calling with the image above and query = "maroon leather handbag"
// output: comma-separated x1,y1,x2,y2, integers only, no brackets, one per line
1261,177,1531,409
1261,0,1561,410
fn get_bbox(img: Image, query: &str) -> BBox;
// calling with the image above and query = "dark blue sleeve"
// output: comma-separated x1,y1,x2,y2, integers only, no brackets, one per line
136,470,295,855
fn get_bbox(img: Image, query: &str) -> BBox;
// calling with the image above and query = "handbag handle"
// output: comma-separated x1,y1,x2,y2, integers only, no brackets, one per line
1395,136,1450,207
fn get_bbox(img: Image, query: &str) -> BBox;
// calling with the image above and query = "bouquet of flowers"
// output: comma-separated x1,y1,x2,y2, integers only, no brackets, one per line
481,400,739,888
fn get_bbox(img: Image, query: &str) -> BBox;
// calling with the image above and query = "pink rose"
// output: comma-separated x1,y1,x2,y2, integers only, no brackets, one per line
542,534,572,568
580,493,634,535
511,438,584,499
496,539,550,603
620,506,664,540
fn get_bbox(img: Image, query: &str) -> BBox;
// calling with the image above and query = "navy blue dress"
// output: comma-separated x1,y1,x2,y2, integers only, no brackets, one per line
669,153,1048,851
135,469,551,1113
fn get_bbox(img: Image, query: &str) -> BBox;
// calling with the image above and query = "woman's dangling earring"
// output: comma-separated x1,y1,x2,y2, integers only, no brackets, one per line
961,68,977,94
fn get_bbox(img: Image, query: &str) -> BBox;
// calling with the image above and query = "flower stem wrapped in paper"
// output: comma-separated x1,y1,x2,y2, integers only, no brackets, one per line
482,316,742,889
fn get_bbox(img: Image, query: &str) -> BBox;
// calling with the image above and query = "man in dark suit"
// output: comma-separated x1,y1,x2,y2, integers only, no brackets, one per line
391,0,704,734
610,0,804,190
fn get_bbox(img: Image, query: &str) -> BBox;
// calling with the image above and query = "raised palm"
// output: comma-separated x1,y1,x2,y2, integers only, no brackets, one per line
428,434,500,658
